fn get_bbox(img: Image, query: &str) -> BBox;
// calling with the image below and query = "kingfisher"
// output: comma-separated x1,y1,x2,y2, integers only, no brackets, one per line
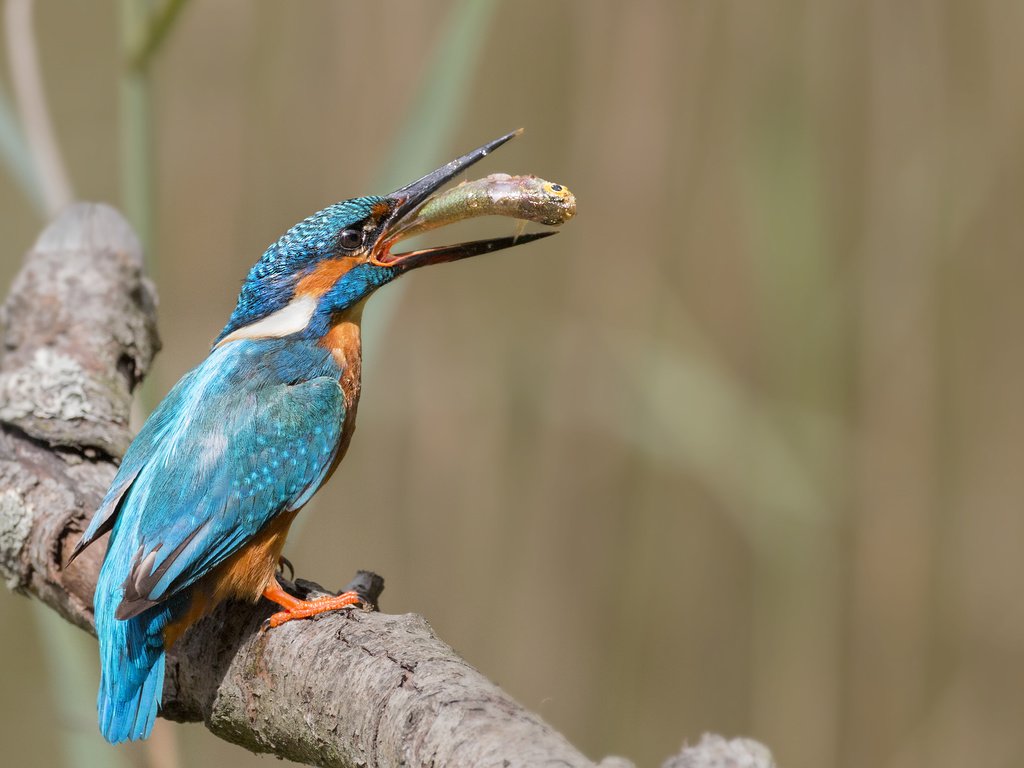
67,131,554,743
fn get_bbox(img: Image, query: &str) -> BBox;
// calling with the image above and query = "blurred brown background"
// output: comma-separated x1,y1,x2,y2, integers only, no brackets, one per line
1,1,1023,767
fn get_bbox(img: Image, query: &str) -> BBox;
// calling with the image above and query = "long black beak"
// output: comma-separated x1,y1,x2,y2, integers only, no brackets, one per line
387,129,521,223
373,130,557,271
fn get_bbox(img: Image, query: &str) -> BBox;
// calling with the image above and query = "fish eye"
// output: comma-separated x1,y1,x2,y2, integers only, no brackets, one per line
339,228,363,251
543,182,568,197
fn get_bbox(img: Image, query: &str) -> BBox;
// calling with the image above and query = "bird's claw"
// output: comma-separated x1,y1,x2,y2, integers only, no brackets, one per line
261,590,364,632
276,555,294,581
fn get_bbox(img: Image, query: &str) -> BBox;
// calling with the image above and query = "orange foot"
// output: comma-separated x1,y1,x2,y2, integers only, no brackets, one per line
261,576,362,630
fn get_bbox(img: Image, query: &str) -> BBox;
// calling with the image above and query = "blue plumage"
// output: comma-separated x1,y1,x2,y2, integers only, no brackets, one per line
73,131,551,744
85,339,347,741
218,198,386,340
95,588,181,742
77,190,385,742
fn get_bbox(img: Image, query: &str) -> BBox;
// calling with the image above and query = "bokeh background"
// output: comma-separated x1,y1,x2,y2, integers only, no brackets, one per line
1,1,1022,767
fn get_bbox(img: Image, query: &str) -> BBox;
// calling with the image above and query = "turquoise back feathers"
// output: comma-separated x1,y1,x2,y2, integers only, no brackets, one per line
81,339,348,741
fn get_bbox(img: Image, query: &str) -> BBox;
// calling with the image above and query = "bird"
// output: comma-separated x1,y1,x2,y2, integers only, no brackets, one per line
67,131,554,743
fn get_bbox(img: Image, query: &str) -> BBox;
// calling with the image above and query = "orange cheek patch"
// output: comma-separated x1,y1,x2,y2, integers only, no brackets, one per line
371,201,391,219
295,257,360,298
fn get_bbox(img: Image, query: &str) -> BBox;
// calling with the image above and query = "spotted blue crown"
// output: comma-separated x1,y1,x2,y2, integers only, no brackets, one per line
217,197,387,342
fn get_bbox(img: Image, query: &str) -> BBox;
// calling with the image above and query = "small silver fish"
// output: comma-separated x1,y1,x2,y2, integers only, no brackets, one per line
396,173,576,240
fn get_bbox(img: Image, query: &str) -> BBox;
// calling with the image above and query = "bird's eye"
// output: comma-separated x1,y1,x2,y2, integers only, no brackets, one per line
339,228,363,250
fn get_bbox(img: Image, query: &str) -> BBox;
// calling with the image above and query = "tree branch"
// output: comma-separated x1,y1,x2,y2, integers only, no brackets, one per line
0,204,774,768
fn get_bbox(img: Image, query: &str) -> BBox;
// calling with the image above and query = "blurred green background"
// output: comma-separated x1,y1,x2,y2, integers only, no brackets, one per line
2,1,1023,767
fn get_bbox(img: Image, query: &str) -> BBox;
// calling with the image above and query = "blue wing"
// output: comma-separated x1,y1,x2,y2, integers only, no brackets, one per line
81,340,346,617
84,339,346,743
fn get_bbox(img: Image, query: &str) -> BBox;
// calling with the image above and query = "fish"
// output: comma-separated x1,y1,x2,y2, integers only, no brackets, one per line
393,173,576,241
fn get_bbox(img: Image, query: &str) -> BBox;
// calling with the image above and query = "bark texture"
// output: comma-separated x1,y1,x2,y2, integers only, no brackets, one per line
0,204,774,768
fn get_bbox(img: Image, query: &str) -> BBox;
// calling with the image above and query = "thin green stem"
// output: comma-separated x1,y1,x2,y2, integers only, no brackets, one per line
363,0,501,348
292,0,499,547
127,0,191,73
120,0,154,270
4,0,73,217
0,82,45,216
31,603,132,768
373,0,501,193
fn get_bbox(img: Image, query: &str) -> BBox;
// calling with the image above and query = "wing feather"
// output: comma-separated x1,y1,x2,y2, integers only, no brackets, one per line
110,371,345,618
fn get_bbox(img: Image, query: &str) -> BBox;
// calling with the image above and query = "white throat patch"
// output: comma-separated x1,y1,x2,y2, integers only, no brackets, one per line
216,294,317,346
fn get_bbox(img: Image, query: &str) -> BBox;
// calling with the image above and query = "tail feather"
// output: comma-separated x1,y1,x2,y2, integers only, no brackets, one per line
95,560,182,743
98,652,165,743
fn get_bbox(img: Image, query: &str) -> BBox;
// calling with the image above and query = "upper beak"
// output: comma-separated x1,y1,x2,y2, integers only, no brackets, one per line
372,129,556,271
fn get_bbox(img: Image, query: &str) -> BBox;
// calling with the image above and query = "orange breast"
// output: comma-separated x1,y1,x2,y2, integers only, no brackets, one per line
207,509,300,604
321,316,362,403
316,315,363,488
163,312,365,648
162,509,299,648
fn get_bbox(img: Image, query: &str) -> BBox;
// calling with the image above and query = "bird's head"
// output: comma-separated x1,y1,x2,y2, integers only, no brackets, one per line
216,130,552,346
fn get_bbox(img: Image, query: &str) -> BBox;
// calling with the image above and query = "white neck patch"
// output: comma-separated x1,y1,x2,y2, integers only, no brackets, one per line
216,294,317,347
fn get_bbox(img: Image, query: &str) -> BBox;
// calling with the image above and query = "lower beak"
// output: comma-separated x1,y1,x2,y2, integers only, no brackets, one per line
375,231,556,272
371,130,556,271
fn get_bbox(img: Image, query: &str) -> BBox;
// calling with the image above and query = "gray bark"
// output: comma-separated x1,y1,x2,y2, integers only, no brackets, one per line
0,203,773,768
